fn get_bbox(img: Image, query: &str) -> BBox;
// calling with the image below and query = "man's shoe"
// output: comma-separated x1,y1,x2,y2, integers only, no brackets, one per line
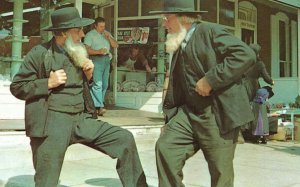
97,108,106,116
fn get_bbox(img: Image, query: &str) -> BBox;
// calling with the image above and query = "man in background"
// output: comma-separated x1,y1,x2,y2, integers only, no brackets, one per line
84,17,118,116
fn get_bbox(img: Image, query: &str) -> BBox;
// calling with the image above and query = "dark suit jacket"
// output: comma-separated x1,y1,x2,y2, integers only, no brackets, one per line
244,59,273,101
163,22,256,134
10,39,96,138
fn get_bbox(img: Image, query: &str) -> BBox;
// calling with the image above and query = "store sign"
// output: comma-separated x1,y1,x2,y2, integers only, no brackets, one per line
117,27,150,44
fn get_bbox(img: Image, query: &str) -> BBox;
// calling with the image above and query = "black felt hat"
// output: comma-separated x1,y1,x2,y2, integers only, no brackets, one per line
149,0,207,15
43,7,94,31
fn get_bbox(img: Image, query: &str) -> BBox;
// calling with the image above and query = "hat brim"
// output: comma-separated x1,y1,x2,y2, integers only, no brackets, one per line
262,86,274,99
149,10,207,15
43,18,94,31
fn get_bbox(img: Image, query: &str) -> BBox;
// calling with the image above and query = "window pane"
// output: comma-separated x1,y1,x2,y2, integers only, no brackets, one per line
200,0,217,23
118,0,138,17
219,0,235,27
279,21,286,61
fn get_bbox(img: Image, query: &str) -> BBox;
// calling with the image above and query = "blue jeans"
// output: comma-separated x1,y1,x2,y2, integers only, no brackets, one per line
90,55,110,108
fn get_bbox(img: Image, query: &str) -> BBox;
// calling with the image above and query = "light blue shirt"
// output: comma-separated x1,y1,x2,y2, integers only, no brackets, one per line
84,29,111,52
181,23,197,49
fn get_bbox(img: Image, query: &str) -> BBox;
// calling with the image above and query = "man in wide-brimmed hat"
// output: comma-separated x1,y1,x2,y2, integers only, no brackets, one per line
150,0,256,186
10,7,148,187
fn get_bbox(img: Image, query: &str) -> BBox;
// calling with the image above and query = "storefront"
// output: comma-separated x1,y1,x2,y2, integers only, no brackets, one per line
0,0,299,117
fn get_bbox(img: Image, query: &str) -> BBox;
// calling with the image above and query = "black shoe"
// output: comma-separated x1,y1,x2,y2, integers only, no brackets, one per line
261,137,267,144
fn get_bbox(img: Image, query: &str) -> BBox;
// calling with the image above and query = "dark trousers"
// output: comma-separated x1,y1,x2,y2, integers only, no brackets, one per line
30,110,147,187
156,106,239,187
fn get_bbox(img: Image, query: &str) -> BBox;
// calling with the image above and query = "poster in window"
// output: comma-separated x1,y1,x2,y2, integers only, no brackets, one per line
117,27,150,44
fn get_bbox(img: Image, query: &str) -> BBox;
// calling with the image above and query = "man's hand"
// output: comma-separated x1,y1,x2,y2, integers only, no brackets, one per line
195,77,212,96
48,69,67,89
98,48,108,55
82,60,94,80
103,31,110,40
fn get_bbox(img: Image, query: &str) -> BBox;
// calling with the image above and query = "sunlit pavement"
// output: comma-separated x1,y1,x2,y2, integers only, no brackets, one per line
0,107,299,187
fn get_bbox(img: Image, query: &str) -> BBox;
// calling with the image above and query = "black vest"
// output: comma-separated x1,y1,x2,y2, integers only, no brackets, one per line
176,48,212,114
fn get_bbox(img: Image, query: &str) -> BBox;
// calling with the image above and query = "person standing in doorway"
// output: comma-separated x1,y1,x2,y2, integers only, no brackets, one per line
84,17,118,116
149,0,256,186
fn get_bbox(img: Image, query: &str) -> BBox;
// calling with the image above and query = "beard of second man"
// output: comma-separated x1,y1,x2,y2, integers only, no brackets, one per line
64,36,90,68
165,23,187,54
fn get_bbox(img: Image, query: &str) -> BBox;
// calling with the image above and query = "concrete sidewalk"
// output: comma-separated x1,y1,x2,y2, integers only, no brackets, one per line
0,107,300,187
0,106,165,131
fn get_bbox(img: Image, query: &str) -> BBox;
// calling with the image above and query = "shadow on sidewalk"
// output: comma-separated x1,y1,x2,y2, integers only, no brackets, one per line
4,175,69,187
265,144,300,156
85,178,122,186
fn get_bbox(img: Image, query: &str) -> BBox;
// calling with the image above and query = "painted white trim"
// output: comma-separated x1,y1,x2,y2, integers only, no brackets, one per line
273,12,290,77
114,0,118,104
74,0,83,16
298,9,300,95
271,15,280,78
291,20,297,77
0,7,41,17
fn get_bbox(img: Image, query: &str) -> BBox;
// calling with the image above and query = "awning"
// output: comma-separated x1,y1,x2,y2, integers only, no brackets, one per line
273,0,300,8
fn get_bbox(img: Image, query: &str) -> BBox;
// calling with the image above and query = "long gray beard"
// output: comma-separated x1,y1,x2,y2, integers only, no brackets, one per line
64,36,91,67
165,27,187,54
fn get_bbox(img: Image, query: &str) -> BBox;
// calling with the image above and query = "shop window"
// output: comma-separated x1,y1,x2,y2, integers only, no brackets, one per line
200,0,217,23
116,19,164,92
118,0,138,17
219,0,235,27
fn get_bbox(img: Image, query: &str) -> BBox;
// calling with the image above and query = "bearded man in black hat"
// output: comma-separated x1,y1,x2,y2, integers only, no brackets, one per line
10,7,148,187
150,0,256,186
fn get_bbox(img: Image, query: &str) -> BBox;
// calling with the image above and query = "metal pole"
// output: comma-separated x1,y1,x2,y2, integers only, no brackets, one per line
74,0,83,17
113,0,119,105
298,9,300,95
8,0,28,78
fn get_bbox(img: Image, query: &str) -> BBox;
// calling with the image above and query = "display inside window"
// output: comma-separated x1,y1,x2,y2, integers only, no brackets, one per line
116,19,165,92
117,44,162,92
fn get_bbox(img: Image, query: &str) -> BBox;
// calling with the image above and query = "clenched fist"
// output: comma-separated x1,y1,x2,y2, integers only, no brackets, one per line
48,69,67,89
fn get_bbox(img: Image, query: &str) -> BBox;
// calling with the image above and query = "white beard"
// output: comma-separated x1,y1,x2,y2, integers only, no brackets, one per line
165,27,187,54
64,36,92,68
